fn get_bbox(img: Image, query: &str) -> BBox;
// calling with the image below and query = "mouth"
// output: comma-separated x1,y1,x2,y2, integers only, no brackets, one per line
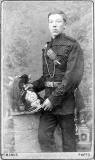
52,29,58,33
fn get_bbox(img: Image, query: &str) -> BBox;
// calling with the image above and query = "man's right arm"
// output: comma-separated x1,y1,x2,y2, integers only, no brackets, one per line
24,75,45,92
32,75,45,92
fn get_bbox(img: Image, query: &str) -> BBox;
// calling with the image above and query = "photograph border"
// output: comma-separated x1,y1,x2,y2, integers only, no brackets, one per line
1,0,95,159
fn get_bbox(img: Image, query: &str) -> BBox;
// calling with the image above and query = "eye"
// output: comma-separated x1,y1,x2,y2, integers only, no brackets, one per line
49,20,53,24
56,20,63,23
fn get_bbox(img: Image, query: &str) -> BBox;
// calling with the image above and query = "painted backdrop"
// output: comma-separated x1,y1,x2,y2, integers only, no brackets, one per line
2,0,93,154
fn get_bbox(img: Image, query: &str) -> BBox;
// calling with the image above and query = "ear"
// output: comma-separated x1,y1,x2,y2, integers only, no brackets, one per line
63,24,66,30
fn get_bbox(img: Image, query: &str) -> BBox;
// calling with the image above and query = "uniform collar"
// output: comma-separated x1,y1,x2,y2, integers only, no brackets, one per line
51,33,63,41
49,33,67,46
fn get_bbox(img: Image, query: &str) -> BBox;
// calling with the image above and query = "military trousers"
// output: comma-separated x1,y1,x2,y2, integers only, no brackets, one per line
38,112,76,152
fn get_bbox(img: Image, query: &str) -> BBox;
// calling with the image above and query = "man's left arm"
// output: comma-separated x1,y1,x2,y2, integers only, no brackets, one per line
48,41,84,107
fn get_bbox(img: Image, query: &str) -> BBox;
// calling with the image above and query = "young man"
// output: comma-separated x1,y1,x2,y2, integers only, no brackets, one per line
26,10,84,152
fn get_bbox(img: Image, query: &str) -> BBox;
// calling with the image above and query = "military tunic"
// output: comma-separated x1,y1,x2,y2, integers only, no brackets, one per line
32,33,84,115
31,33,84,152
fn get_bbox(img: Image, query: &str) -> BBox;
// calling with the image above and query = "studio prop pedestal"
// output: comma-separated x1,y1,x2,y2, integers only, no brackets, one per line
12,111,62,153
13,113,41,153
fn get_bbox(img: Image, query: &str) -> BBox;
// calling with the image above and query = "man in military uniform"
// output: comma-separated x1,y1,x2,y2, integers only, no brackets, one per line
27,10,84,152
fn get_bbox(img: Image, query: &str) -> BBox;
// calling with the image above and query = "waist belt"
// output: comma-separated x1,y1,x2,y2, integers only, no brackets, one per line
45,81,61,88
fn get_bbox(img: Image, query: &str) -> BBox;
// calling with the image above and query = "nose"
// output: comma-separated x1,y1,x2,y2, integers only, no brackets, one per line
52,21,57,27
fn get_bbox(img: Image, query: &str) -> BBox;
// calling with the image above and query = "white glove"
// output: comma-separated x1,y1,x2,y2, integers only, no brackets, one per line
42,98,53,111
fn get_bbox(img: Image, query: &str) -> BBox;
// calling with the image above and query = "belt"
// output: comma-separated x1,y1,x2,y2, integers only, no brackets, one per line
45,81,61,88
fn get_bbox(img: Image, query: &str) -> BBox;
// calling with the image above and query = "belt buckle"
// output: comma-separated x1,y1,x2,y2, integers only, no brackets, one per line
46,82,53,87
49,82,53,87
47,82,50,87
46,81,61,87
51,82,54,87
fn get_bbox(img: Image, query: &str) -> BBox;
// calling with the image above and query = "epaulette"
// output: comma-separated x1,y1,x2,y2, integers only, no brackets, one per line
42,44,46,52
51,34,77,46
63,34,76,44
65,35,76,42
42,41,52,51
42,42,48,51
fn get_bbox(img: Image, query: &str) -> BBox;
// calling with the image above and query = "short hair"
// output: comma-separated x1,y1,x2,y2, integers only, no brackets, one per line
48,9,67,23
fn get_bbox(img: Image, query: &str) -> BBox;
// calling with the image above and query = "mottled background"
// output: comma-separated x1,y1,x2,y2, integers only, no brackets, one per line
2,0,94,156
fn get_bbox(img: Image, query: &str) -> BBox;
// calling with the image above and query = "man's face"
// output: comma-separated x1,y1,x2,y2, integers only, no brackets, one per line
48,14,65,39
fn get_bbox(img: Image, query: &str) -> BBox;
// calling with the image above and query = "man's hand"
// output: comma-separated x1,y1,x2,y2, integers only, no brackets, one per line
42,98,53,111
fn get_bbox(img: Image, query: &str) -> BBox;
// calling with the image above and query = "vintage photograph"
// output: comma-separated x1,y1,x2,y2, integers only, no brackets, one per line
1,0,94,159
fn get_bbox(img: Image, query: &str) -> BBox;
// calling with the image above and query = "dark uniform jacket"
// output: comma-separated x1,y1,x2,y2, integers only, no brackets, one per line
32,33,84,115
